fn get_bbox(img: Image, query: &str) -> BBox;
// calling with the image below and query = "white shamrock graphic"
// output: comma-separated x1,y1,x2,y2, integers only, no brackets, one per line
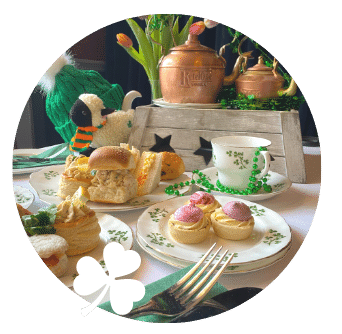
73,242,145,316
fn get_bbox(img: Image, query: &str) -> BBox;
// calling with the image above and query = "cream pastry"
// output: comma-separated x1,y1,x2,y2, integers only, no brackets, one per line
211,201,254,240
185,191,221,219
54,196,101,256
168,203,210,244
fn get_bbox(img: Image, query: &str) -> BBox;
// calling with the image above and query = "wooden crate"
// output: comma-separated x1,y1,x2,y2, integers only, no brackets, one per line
128,105,306,183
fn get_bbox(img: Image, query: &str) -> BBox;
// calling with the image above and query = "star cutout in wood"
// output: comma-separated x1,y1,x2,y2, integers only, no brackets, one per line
149,134,175,153
194,137,212,165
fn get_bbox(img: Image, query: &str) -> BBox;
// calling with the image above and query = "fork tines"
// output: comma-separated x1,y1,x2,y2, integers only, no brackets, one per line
170,244,235,308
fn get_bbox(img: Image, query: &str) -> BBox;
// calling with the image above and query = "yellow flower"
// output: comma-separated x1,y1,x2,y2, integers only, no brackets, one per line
116,33,133,48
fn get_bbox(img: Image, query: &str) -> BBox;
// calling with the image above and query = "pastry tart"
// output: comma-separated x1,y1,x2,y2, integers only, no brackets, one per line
185,191,221,219
168,203,210,244
54,196,100,256
211,201,254,240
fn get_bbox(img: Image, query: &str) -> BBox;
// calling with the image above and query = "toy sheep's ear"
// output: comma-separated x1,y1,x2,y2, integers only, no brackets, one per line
101,108,116,116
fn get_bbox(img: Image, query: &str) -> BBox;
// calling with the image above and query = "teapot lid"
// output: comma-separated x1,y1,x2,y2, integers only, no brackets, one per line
170,34,216,53
248,56,272,72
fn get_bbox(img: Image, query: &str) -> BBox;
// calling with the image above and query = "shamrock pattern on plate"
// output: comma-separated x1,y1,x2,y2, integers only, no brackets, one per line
108,229,129,244
263,229,286,245
146,232,174,248
148,208,169,222
44,171,59,180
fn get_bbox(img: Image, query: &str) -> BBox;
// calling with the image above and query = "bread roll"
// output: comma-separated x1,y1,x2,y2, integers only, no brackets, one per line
161,152,185,180
88,146,135,170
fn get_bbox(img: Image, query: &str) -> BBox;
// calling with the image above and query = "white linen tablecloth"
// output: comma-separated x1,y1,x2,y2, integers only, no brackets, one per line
12,146,320,304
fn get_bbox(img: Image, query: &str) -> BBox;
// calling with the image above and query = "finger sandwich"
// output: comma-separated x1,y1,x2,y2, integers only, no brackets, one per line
30,234,69,277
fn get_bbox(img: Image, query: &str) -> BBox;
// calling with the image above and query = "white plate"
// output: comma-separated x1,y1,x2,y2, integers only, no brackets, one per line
152,98,222,109
136,232,292,274
59,213,133,287
29,165,190,212
137,195,291,269
13,148,51,175
13,185,34,209
198,167,292,201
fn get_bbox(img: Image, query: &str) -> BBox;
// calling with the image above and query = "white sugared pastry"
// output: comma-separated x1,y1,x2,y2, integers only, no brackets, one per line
185,191,221,219
30,234,69,278
168,203,210,244
54,196,101,256
211,201,254,240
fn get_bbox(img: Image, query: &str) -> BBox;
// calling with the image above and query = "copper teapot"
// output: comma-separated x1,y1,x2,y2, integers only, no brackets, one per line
235,56,297,99
159,34,252,104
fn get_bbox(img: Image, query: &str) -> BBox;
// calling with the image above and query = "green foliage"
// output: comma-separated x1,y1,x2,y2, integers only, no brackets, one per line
217,85,305,111
21,204,57,236
118,15,193,99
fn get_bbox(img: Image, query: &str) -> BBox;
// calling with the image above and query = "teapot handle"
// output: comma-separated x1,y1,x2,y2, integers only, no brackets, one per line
219,34,238,57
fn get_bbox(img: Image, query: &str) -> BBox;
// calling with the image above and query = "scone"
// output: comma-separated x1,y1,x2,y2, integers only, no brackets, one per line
160,152,185,180
185,191,221,219
30,234,69,278
168,203,210,244
87,146,138,203
54,195,101,256
57,155,93,199
211,201,254,240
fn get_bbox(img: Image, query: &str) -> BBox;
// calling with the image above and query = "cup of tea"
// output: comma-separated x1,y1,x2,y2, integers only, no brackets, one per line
211,136,271,191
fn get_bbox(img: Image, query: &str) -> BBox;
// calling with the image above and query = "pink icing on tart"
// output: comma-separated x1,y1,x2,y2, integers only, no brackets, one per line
222,201,252,222
190,191,215,205
174,203,204,222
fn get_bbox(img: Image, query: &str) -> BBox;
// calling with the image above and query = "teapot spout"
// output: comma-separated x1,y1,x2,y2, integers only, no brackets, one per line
277,78,297,97
223,51,253,86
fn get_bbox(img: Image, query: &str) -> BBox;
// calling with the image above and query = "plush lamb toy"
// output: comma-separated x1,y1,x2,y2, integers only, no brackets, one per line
69,91,141,156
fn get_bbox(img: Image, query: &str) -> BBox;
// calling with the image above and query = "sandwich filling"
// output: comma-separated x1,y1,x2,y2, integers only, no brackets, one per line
42,254,61,267
137,153,156,187
56,196,92,224
63,155,93,182
88,169,138,203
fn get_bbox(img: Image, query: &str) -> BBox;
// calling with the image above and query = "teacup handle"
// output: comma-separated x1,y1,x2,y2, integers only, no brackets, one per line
256,151,271,179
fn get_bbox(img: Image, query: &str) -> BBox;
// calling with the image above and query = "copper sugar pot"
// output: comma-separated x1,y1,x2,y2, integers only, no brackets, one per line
235,56,297,99
159,34,238,104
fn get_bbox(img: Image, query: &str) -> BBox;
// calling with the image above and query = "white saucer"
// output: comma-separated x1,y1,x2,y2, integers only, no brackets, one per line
13,185,35,209
198,167,292,201
152,98,222,109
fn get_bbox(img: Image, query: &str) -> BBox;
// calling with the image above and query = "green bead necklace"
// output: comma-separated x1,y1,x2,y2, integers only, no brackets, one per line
164,146,272,197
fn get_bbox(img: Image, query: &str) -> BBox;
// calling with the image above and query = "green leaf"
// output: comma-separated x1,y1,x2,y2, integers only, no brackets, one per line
176,16,194,46
172,16,180,44
126,18,157,80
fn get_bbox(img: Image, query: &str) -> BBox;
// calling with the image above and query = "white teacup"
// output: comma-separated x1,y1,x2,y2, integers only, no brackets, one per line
211,136,271,191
